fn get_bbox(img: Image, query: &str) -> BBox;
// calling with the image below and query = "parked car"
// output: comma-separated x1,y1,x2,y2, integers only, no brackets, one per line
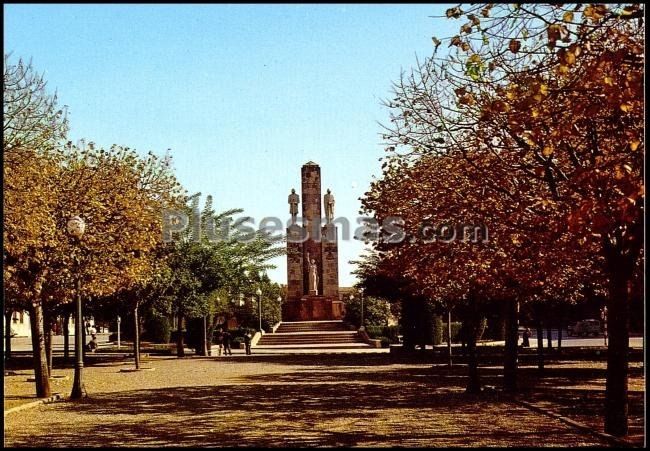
568,319,601,337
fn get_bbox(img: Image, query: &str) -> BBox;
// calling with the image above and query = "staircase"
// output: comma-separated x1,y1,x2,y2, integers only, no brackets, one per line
255,320,370,350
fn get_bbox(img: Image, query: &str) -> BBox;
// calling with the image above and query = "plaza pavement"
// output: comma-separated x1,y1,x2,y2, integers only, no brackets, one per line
4,330,643,353
3,353,619,447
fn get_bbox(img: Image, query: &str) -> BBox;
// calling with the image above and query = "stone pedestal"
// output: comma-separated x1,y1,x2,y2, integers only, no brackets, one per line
282,296,336,321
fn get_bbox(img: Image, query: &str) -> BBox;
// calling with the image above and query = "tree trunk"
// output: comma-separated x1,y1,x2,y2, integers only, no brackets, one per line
602,221,641,438
176,312,185,357
536,319,544,372
44,310,53,375
465,296,481,394
29,301,51,398
447,309,452,368
604,269,630,436
4,310,12,361
198,315,208,356
503,299,518,392
133,304,141,370
63,310,70,361
546,325,553,350
557,321,562,353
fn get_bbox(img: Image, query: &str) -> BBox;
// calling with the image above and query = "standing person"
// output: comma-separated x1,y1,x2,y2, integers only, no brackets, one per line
222,330,233,356
215,328,224,356
522,327,531,348
244,331,252,355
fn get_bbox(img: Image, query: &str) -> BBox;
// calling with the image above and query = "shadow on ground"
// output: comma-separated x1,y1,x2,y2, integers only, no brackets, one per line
5,357,611,447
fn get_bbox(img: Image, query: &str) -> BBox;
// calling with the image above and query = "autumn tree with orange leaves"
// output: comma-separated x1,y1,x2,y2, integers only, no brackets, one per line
4,54,185,396
365,3,643,436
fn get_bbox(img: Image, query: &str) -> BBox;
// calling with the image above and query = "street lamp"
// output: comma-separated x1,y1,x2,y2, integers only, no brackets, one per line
116,315,121,349
349,294,359,329
256,288,263,333
66,215,86,399
359,287,365,330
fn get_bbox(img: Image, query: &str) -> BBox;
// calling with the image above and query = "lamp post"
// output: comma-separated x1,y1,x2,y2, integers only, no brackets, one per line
67,215,86,399
359,287,365,331
256,288,263,333
116,315,121,349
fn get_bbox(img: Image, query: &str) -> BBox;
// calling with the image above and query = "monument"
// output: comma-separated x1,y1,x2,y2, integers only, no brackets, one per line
283,162,343,321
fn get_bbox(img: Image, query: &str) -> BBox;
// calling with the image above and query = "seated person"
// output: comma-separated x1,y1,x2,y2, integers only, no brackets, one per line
86,334,98,352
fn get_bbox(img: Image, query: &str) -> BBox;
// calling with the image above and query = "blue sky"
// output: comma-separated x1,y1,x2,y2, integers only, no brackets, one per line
4,4,456,287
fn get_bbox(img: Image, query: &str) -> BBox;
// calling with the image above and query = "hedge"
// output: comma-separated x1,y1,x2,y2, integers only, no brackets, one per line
440,319,487,343
142,314,171,344
442,322,463,343
365,325,401,343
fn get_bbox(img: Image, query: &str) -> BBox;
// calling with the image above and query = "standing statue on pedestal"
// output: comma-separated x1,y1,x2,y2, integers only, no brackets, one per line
324,188,335,224
307,252,319,295
288,188,299,224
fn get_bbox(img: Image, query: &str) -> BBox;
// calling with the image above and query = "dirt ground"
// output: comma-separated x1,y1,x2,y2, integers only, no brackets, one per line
5,352,643,447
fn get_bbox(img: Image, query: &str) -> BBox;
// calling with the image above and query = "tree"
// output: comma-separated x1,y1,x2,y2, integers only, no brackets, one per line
4,136,184,394
3,54,68,160
164,195,285,356
344,290,393,329
373,4,643,434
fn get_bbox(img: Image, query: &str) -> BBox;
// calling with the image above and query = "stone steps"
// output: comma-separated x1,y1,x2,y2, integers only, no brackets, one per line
275,320,353,334
258,338,361,345
257,321,370,349
259,335,360,343
255,343,371,349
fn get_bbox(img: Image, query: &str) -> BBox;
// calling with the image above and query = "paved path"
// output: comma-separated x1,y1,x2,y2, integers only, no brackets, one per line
5,330,643,352
4,354,611,447
4,333,113,352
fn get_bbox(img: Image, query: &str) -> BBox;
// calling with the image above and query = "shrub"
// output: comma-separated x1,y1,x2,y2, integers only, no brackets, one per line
485,315,506,341
476,317,488,341
366,325,401,343
142,314,171,344
432,315,443,345
440,320,487,343
365,325,382,338
377,336,391,348
442,322,463,343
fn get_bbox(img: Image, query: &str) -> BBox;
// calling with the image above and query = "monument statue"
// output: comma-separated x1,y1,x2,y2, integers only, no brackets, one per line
284,162,341,321
324,188,335,223
307,252,319,295
288,188,299,224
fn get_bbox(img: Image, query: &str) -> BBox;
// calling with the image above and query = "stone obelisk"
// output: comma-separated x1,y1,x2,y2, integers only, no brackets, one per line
284,162,342,321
